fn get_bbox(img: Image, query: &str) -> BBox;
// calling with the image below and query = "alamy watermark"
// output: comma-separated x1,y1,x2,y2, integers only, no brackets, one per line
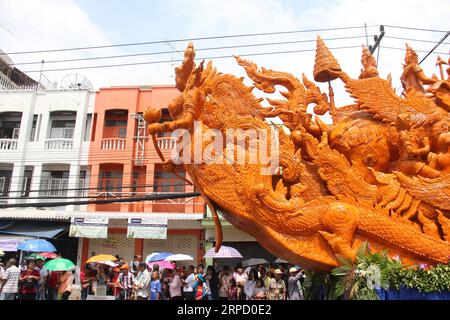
167,121,280,175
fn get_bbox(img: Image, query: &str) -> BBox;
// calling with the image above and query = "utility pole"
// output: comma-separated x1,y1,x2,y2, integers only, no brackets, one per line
369,25,385,55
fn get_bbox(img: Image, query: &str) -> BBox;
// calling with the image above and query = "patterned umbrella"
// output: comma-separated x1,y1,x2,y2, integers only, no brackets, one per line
203,246,243,258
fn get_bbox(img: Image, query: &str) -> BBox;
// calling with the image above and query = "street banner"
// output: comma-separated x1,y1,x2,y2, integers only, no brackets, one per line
127,217,167,239
0,238,20,251
69,217,108,238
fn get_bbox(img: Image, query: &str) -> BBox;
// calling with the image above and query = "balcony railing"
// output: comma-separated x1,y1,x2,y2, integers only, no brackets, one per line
101,138,126,150
0,139,18,150
45,138,74,150
156,137,176,150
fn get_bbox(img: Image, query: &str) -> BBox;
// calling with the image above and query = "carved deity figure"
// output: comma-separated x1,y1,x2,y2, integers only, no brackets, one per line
400,45,436,93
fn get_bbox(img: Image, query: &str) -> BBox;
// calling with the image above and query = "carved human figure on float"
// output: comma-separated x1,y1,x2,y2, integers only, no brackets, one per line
428,132,450,174
398,128,441,178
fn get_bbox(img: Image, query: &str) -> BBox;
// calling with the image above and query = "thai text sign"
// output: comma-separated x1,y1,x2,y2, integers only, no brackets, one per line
127,217,167,239
69,217,108,238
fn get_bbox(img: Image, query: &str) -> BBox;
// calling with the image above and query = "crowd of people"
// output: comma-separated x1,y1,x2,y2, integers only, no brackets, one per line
0,253,306,301
0,256,74,301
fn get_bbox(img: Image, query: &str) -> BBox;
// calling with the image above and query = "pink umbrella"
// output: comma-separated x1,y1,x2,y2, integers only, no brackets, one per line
147,260,175,270
40,252,58,259
204,245,243,258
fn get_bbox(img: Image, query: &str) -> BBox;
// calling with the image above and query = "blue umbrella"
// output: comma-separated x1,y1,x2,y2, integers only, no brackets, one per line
147,252,173,263
17,239,57,252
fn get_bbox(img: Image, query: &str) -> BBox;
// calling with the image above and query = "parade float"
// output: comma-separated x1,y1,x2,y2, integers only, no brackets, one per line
144,37,450,298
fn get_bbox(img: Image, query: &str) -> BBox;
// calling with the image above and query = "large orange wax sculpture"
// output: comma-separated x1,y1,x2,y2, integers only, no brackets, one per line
144,37,450,271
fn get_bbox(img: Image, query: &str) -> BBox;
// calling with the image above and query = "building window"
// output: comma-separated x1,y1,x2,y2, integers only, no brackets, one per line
0,171,12,196
20,170,33,197
153,171,186,193
0,121,21,139
78,171,87,196
29,115,39,141
98,171,123,193
39,171,69,197
84,114,92,141
105,119,127,127
50,120,75,139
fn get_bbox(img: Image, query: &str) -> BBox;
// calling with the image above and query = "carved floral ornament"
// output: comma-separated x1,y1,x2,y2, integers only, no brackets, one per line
144,37,450,271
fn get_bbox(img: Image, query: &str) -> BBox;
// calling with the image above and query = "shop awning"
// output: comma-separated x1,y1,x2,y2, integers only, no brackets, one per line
0,220,68,239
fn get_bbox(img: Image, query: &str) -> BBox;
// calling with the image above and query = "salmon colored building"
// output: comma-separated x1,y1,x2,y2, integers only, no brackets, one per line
79,85,205,266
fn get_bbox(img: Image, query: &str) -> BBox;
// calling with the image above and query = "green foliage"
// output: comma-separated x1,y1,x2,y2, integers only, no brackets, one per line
302,242,450,300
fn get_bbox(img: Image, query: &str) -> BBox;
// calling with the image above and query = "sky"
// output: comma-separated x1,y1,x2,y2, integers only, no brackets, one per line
0,0,449,110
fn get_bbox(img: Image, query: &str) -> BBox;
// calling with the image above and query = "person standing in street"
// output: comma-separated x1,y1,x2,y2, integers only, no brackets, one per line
182,265,196,300
288,267,305,300
149,271,161,300
36,258,48,300
204,266,219,300
118,264,134,300
19,260,40,300
267,269,286,300
58,270,74,300
0,259,20,300
133,262,150,300
130,255,141,276
169,268,183,300
80,264,95,300
218,266,233,300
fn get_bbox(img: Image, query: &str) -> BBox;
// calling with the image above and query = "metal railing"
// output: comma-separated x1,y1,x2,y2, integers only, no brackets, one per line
44,138,74,150
0,139,18,150
101,138,126,150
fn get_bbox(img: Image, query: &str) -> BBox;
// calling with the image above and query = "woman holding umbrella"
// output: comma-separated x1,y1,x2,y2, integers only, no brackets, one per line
19,260,40,300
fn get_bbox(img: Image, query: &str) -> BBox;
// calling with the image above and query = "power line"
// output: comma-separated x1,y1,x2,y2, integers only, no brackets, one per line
2,25,377,55
20,44,449,74
3,182,192,195
0,192,201,208
419,30,450,64
10,35,373,66
384,35,450,45
21,45,365,73
383,25,449,33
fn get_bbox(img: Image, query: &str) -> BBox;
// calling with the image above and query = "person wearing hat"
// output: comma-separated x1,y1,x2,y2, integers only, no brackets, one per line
288,267,304,300
267,269,286,300
118,264,134,300
192,273,208,300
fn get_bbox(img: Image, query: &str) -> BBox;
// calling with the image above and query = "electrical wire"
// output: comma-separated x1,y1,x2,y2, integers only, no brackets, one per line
383,25,449,33
419,30,450,64
2,182,192,194
2,25,378,55
0,192,201,208
10,35,373,66
22,45,364,73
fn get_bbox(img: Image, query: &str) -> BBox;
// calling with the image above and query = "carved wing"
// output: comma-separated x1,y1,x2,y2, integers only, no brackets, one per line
344,77,446,127
394,172,450,210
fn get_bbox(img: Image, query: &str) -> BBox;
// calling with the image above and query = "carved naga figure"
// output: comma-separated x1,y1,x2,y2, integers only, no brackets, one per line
144,39,450,271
